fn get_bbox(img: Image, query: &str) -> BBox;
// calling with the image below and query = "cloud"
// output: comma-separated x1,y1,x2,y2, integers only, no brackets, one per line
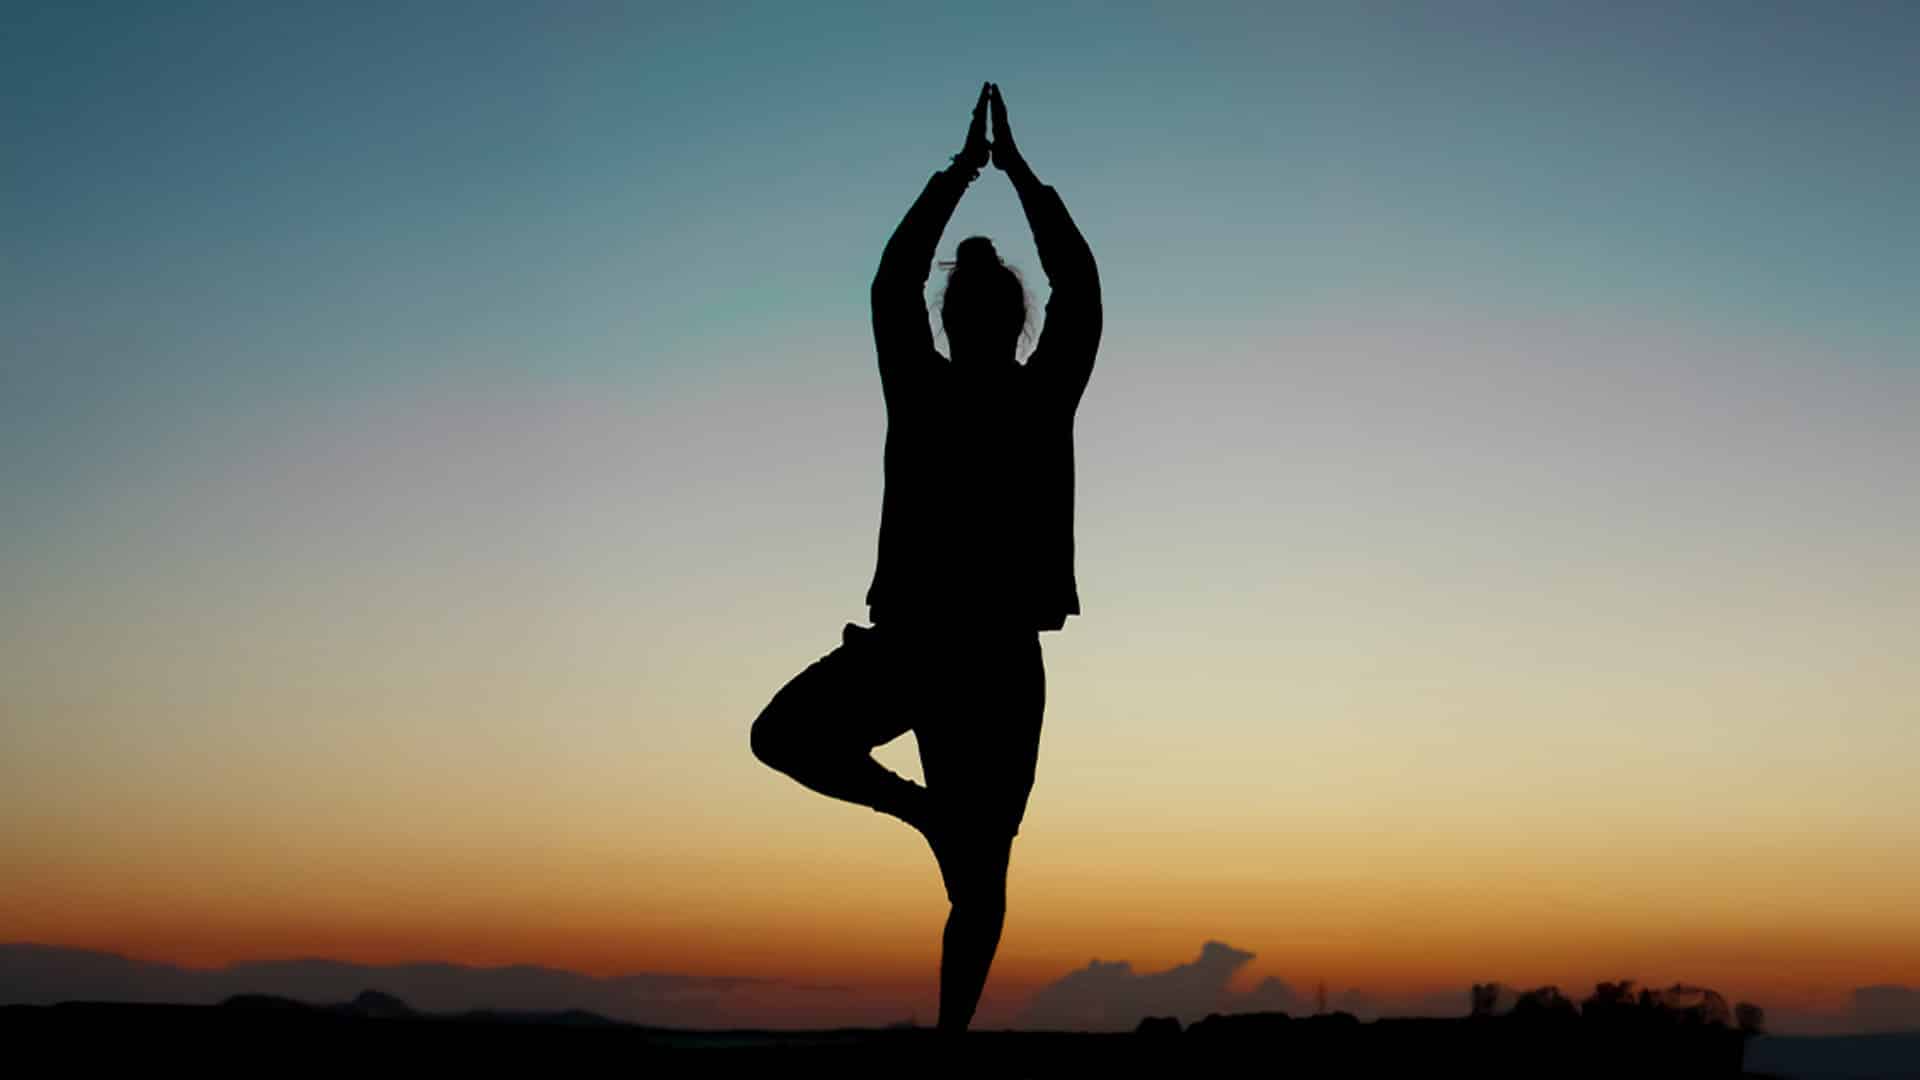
1734,985,1920,1036
1016,940,1480,1032
1853,985,1920,1034
1016,941,1305,1031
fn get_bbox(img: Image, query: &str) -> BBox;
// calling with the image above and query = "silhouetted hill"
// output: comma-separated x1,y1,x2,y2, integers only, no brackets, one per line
0,943,813,1027
339,988,414,1018
218,993,311,1010
210,987,620,1027
0,942,206,1004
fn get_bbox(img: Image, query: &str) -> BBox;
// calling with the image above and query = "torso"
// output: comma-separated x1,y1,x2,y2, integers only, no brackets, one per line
866,358,1080,632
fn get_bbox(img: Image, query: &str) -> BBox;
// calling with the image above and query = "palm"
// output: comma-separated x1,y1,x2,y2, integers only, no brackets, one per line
988,83,1022,171
957,83,990,170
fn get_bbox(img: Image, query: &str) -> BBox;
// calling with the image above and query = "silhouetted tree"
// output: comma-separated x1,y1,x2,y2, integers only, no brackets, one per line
1582,979,1639,1018
1471,982,1510,1018
1652,984,1732,1027
1511,985,1577,1019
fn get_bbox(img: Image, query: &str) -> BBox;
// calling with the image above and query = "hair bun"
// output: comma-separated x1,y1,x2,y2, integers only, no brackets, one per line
954,236,1000,269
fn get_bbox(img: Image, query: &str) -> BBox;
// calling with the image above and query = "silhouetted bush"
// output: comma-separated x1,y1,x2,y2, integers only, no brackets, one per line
1511,985,1578,1020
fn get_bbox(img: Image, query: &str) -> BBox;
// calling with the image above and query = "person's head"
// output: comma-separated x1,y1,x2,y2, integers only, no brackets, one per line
938,236,1030,362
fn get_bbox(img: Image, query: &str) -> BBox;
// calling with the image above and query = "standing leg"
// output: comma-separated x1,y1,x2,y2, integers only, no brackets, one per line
750,623,928,826
932,831,1014,1033
916,632,1045,1033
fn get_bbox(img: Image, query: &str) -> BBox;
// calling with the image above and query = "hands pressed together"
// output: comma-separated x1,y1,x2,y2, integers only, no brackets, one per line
953,82,1025,176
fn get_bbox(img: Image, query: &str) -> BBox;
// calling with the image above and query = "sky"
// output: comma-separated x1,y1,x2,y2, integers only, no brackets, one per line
4,1,1917,1032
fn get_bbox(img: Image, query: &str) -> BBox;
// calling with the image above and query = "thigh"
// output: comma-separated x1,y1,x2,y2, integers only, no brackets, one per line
917,635,1045,835
760,623,916,752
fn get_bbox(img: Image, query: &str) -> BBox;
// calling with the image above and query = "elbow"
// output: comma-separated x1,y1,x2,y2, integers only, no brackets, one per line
872,263,908,300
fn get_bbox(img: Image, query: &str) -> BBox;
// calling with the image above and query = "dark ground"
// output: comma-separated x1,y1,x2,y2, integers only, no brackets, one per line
0,999,1790,1077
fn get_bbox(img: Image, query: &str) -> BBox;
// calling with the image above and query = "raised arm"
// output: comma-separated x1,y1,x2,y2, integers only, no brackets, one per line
989,83,1101,407
871,84,990,402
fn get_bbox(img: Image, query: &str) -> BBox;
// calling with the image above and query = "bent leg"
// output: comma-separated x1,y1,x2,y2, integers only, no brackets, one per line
750,624,926,825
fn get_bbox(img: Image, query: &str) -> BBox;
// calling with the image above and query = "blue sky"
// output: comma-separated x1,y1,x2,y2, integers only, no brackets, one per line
11,0,1912,628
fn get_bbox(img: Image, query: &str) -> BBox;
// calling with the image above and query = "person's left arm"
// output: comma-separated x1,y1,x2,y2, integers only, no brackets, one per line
988,84,1101,409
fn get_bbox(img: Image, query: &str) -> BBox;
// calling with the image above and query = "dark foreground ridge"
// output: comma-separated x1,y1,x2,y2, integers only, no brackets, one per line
0,995,1773,1077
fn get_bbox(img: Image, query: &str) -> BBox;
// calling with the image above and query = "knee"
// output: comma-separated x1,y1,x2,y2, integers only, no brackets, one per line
949,885,1007,920
749,706,791,771
962,881,1008,913
753,685,825,773
751,653,838,772
942,849,1011,913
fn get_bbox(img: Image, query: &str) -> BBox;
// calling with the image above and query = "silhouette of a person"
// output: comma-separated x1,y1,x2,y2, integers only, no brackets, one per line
750,82,1100,1034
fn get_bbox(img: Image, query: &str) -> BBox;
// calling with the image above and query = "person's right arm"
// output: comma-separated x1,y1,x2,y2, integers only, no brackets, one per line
871,84,990,405
871,163,975,401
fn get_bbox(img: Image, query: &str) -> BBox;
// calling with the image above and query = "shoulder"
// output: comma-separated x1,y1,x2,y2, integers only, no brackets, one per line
879,345,948,397
1021,347,1092,402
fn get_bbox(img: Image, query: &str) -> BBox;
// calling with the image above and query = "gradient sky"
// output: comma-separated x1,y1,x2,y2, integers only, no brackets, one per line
4,1,1916,1031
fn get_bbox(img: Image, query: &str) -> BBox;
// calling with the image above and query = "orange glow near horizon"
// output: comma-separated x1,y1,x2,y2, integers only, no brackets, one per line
10,796,1918,1023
